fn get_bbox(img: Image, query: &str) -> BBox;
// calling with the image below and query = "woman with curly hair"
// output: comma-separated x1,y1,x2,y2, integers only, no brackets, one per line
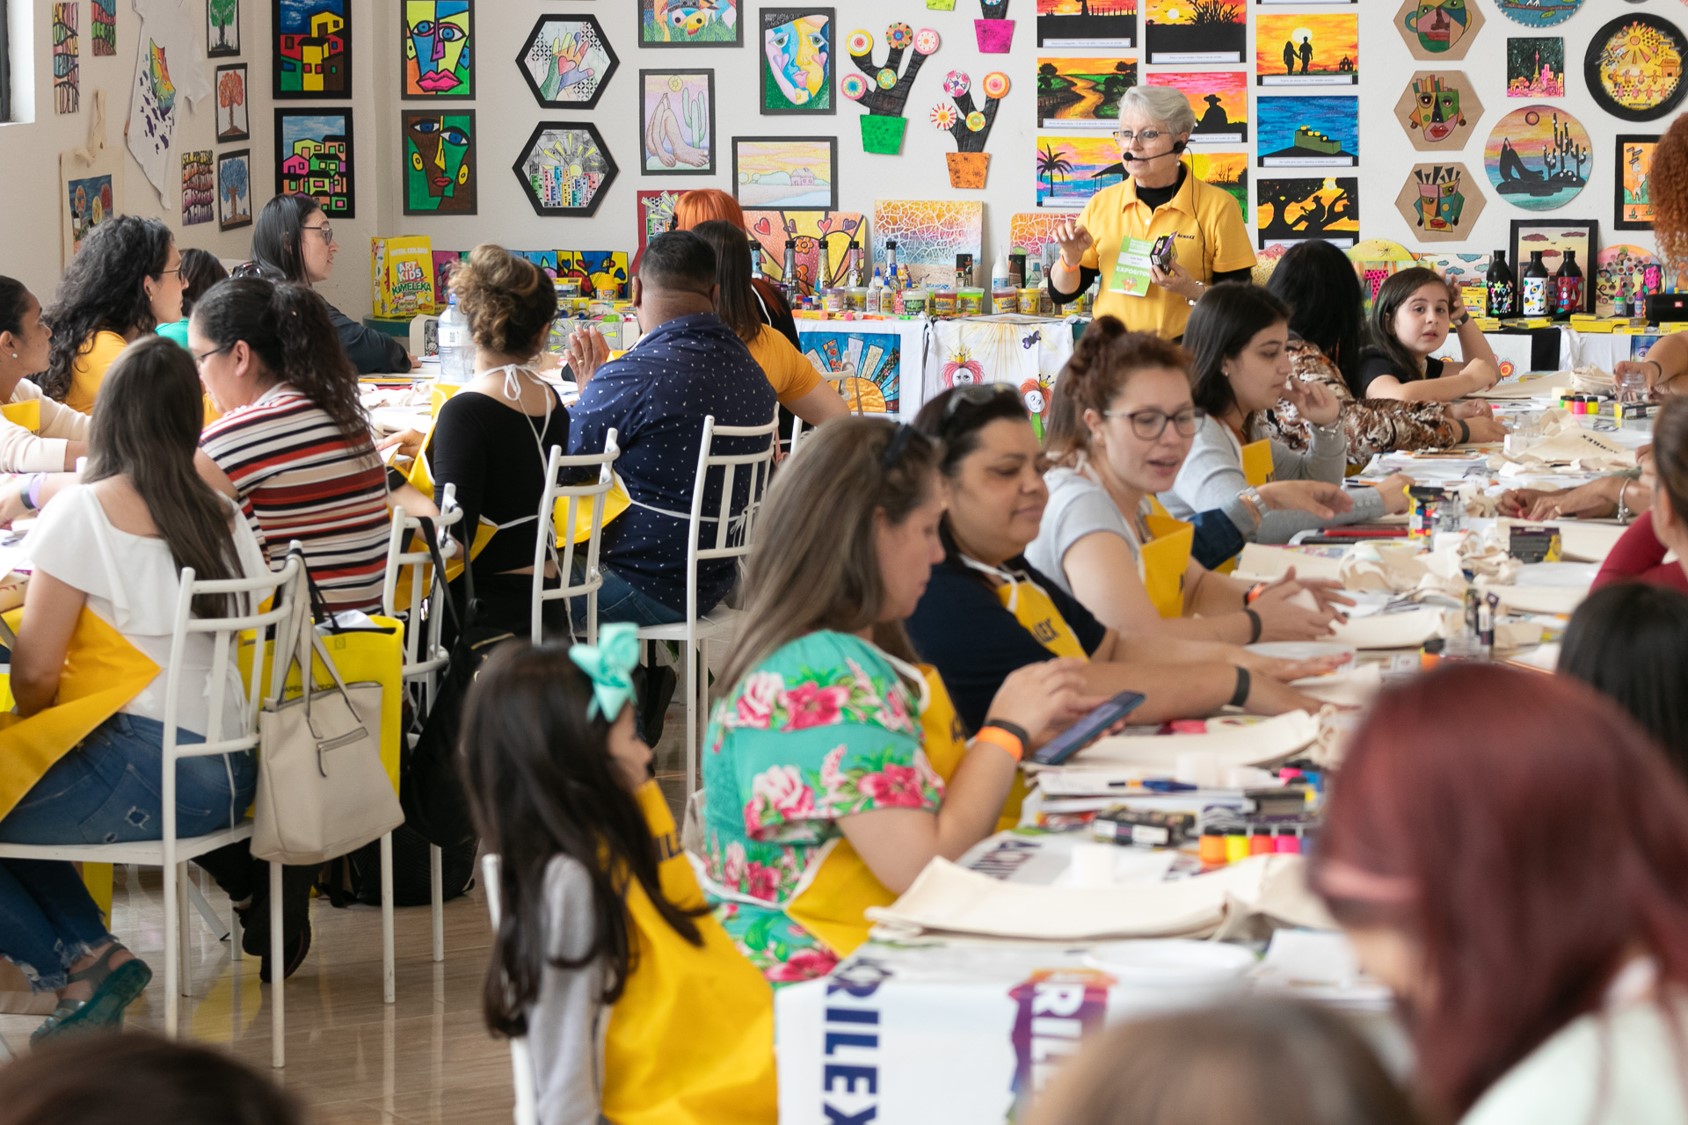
42,216,184,413
1619,117,1688,396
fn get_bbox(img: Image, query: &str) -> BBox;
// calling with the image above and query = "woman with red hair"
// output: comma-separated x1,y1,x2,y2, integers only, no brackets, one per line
672,189,800,349
1312,664,1688,1125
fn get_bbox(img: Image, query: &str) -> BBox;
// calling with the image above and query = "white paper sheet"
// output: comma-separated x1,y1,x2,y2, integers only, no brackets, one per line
1232,543,1347,583
1327,607,1445,649
1067,711,1318,773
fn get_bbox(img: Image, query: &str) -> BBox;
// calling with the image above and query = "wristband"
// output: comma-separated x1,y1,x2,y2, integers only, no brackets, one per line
1245,582,1268,606
973,724,1025,763
1228,667,1251,709
21,473,45,512
1243,608,1262,645
1455,419,1470,445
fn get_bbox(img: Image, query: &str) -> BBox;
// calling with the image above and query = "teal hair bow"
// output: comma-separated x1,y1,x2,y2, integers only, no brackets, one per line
570,621,640,722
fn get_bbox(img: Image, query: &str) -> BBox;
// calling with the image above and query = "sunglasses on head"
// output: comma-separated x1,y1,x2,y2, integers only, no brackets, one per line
942,382,1018,419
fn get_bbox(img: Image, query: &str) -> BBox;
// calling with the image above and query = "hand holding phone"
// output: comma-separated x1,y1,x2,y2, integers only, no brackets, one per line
1029,690,1148,767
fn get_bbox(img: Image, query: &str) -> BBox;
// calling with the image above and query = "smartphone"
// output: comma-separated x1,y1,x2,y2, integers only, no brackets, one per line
1150,235,1176,273
1028,690,1148,767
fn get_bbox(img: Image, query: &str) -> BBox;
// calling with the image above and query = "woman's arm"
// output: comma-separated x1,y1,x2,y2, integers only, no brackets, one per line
1617,334,1688,397
1074,645,1326,722
530,856,608,1125
1062,530,1253,645
1367,361,1498,403
11,569,88,715
194,449,240,501
1436,295,1500,379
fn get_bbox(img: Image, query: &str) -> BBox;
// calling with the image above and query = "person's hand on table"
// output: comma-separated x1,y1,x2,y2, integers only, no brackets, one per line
1450,400,1493,420
1283,376,1341,426
0,479,26,528
1497,487,1557,518
1250,568,1343,640
985,657,1091,747
1503,479,1622,521
1149,261,1203,303
375,427,427,463
1239,672,1332,716
1462,359,1502,391
1256,480,1353,521
565,326,610,387
1370,473,1414,516
1050,220,1093,272
1616,358,1673,397
1236,651,1348,682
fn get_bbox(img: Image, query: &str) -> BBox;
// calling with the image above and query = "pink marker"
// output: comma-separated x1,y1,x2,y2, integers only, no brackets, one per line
1274,828,1302,855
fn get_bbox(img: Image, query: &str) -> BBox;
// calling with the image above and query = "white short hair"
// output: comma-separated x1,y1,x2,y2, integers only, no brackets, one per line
1116,86,1196,136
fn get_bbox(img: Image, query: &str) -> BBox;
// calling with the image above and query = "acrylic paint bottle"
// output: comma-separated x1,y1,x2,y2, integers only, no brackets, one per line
1552,249,1583,320
1484,249,1515,318
1522,250,1550,318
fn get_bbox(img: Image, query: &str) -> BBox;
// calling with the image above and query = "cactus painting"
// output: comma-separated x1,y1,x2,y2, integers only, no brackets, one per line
841,23,941,154
931,70,1010,188
639,69,714,174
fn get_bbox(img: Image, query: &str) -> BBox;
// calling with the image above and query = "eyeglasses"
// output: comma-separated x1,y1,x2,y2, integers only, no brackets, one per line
1101,407,1206,440
158,267,182,278
304,223,335,243
942,381,1018,420
1111,128,1165,146
193,343,232,367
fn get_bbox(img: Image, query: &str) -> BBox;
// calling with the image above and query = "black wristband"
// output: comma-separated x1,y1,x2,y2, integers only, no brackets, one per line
1243,608,1262,645
1455,419,1470,445
1228,667,1251,709
981,717,1031,747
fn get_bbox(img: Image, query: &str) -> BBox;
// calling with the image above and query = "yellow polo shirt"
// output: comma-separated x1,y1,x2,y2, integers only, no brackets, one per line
1073,164,1256,339
65,329,129,414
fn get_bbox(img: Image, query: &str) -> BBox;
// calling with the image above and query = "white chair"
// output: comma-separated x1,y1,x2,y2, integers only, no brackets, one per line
637,412,780,794
531,429,621,645
480,853,539,1125
0,552,302,1069
788,371,868,454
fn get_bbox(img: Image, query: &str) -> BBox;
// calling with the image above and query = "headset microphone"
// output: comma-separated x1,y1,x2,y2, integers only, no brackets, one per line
1171,139,1188,154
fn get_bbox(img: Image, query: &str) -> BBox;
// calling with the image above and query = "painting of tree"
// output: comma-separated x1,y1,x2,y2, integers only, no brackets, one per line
216,64,248,141
1038,142,1073,195
207,0,239,57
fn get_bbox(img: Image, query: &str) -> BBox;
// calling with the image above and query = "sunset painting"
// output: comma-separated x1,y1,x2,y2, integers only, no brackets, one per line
1144,1,1245,65
1255,13,1359,86
1148,70,1247,144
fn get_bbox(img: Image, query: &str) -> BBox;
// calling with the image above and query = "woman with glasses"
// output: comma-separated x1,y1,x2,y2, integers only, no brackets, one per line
1046,86,1255,341
247,194,413,375
41,216,185,413
1165,284,1411,545
1030,319,1351,648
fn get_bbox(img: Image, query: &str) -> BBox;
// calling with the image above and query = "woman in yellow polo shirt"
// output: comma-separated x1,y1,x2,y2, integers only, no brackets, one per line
1047,86,1255,340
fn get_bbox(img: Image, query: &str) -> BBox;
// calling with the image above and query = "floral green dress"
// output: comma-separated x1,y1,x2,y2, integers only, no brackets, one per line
698,631,944,985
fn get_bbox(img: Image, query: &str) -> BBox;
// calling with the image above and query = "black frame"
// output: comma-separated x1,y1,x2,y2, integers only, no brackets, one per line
731,135,839,212
1509,217,1598,314
401,0,474,100
1615,133,1660,232
511,121,618,217
639,0,743,48
400,108,478,216
215,63,250,142
516,15,618,110
217,148,253,231
273,108,357,218
759,8,835,116
272,0,354,100
207,0,241,58
1584,13,1688,123
638,68,716,176
0,0,10,123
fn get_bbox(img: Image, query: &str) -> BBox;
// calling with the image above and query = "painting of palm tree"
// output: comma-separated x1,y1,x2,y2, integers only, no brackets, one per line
1038,142,1073,196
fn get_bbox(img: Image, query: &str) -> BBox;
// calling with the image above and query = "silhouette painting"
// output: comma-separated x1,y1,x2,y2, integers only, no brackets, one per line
1258,95,1357,167
1144,2,1244,65
1256,13,1358,86
1036,0,1136,48
1255,176,1359,249
1483,103,1590,211
1148,70,1247,143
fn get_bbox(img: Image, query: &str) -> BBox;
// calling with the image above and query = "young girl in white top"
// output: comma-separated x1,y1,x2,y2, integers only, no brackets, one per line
0,336,268,1043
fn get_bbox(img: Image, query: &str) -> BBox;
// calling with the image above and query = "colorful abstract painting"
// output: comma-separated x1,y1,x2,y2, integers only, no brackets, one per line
1617,134,1658,231
53,3,78,115
640,70,713,174
745,209,865,292
801,330,901,414
1393,163,1486,243
732,137,837,210
1596,244,1659,317
518,15,617,110
1417,252,1488,291
1393,0,1483,62
1189,151,1249,218
1148,70,1247,144
208,0,240,57
513,122,617,217
636,189,684,258
274,0,352,98
1009,212,1067,264
217,149,252,230
1256,176,1359,249
558,251,632,299
1035,134,1124,209
91,0,116,55
431,249,467,297
1036,0,1136,48
1144,0,1244,64
1495,0,1581,30
402,110,476,215
1484,104,1590,213
1396,70,1483,152
66,173,114,255
761,9,832,113
216,64,249,142
872,199,985,289
1256,13,1359,85
1507,37,1564,98
181,149,214,226
641,0,742,46
1037,57,1137,129
1585,14,1688,123
1258,96,1357,167
275,110,355,217
403,1,472,98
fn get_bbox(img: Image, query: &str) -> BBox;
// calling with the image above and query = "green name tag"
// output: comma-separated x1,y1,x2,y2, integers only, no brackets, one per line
1110,237,1156,298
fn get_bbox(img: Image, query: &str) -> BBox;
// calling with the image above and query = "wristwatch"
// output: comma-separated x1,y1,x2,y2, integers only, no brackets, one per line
1452,311,1472,328
1238,485,1266,526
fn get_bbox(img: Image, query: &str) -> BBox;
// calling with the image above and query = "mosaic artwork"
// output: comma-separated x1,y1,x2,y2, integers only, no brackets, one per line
402,109,476,215
1597,244,1660,317
1035,134,1124,209
761,8,832,113
745,209,866,292
513,122,617,217
1009,211,1066,264
181,149,214,226
403,1,473,98
519,16,618,110
1036,57,1137,129
1484,104,1590,213
1189,151,1249,218
53,3,78,116
636,189,684,257
1147,70,1247,145
801,330,900,414
1256,176,1359,249
732,136,836,210
640,0,742,46
1584,14,1687,123
1507,37,1563,98
871,199,985,289
1036,0,1136,49
1259,96,1356,167
1255,13,1359,86
1144,0,1244,65
640,70,713,174
91,0,116,56
1616,133,1658,231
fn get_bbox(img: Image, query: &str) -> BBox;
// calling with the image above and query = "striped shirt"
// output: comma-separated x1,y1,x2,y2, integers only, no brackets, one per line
201,383,389,613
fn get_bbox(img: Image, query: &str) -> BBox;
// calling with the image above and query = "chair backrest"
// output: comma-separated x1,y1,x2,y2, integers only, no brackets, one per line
532,429,621,644
788,371,862,455
481,853,540,1125
383,484,467,718
681,411,780,619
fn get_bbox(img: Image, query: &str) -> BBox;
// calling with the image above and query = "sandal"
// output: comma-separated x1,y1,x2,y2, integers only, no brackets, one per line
29,945,152,1045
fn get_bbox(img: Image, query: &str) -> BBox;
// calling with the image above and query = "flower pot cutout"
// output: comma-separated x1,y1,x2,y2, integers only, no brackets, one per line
861,115,910,155
974,18,1014,53
946,152,990,189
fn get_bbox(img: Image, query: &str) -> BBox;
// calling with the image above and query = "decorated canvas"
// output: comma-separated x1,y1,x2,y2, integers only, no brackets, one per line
1009,211,1067,263
801,330,901,414
1035,134,1124,208
65,171,115,257
208,0,240,57
217,148,252,230
519,16,617,110
91,0,117,55
641,70,713,174
1584,14,1688,123
1256,176,1359,249
1392,163,1485,243
744,209,867,291
1495,0,1580,29
841,24,942,155
1258,96,1356,167
1392,0,1482,62
513,122,617,217
53,3,78,115
402,1,473,98
762,9,832,113
636,189,684,257
274,110,355,217
1036,0,1136,48
402,110,476,215
181,149,214,225
558,251,632,299
1396,71,1483,152
216,64,249,142
1509,219,1598,313
924,320,1076,436
1616,134,1658,231
1596,245,1659,317
128,0,213,199
1036,57,1137,129
274,0,352,98
872,199,985,288
640,0,742,46
1507,38,1563,98
931,70,1010,188
1144,1,1244,65
1148,70,1247,145
1484,104,1590,213
1255,13,1358,86
1189,152,1248,218
1417,251,1488,293
732,136,837,209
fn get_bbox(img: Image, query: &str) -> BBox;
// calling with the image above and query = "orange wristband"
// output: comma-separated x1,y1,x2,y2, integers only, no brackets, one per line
972,725,1025,763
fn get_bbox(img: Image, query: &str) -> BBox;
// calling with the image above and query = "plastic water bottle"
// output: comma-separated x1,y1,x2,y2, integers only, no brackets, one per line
437,291,472,384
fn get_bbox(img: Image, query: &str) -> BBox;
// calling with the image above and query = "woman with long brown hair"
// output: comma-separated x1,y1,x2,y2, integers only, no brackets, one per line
1593,395,1688,591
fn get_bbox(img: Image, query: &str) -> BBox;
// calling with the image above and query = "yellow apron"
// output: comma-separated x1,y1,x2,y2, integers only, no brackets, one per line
1,400,40,432
604,781,778,1125
917,663,1026,834
1240,438,1275,487
1139,497,1194,620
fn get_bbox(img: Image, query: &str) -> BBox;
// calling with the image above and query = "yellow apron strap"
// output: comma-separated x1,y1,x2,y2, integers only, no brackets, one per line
1140,500,1195,620
991,575,1089,660
1240,438,1275,487
915,663,1026,832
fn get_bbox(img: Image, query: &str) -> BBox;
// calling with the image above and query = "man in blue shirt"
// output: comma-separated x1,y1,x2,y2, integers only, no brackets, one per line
567,231,778,627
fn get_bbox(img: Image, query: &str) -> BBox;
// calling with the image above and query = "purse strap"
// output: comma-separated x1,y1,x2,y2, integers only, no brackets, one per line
416,515,477,633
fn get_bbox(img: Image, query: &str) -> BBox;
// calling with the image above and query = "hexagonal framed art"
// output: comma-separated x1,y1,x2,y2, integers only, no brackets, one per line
1395,70,1484,153
512,122,618,216
517,15,618,110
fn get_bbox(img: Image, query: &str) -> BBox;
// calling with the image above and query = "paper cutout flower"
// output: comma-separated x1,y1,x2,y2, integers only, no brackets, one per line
846,29,873,55
981,71,1010,99
943,70,971,98
885,22,913,49
914,28,942,54
840,72,869,101
930,103,959,129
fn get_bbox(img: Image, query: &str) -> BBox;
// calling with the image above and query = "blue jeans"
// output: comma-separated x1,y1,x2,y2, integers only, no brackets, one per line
0,713,256,990
568,559,685,631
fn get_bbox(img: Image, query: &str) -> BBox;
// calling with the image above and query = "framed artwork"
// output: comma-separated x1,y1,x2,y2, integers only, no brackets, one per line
518,15,618,110
731,136,837,210
1256,176,1359,250
1259,96,1357,168
1509,218,1598,313
181,149,214,226
1035,134,1124,209
1395,71,1483,152
1484,104,1591,213
274,109,355,217
1148,71,1247,145
402,109,476,215
1392,0,1483,62
761,8,833,114
1584,14,1688,124
1616,133,1659,231
1036,57,1138,130
207,0,240,58
1507,38,1563,98
640,0,742,46
1255,13,1359,86
402,1,473,98
52,3,78,116
273,0,352,99
91,0,116,56
1393,163,1486,243
639,70,714,175
512,122,618,217
215,64,249,142
744,208,866,289
1036,0,1136,49
217,149,252,231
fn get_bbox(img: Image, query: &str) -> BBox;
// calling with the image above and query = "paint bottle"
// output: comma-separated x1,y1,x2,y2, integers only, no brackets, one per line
1224,827,1250,865
1522,250,1550,318
1249,828,1273,857
846,240,864,288
867,267,884,315
1198,832,1228,871
1484,249,1515,318
1274,828,1302,855
1552,249,1584,320
782,240,801,301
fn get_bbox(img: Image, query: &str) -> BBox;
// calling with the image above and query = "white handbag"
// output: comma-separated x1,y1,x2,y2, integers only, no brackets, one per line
252,569,403,866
